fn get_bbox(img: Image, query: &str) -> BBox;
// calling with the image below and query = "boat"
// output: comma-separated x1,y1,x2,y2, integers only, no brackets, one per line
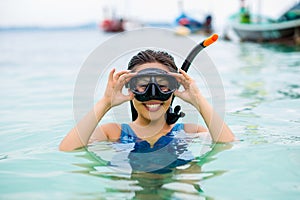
100,18,124,33
99,5,142,33
175,13,213,36
173,0,213,36
99,5,125,33
227,1,300,44
99,18,143,33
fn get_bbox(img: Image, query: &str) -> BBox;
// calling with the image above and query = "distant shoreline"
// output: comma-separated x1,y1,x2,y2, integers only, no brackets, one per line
0,22,98,32
0,21,178,32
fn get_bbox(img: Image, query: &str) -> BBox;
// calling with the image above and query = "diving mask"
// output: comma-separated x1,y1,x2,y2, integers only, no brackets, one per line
126,68,179,102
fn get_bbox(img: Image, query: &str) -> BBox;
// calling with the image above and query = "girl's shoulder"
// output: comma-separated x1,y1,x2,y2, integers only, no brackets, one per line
95,123,135,143
100,123,122,141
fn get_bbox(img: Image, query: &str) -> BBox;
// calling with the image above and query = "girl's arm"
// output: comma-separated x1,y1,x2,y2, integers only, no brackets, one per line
59,69,134,151
193,93,235,142
173,69,235,143
59,98,111,151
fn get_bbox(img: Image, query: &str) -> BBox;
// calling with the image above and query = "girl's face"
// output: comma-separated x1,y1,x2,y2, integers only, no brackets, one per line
131,63,173,122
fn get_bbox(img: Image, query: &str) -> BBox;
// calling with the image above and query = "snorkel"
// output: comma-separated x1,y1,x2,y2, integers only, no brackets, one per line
166,33,219,124
128,33,219,123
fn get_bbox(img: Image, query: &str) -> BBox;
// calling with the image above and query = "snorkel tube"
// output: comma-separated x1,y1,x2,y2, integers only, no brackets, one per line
166,33,219,125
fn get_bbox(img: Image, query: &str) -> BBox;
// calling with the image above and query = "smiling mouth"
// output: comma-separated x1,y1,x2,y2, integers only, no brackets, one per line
143,103,163,112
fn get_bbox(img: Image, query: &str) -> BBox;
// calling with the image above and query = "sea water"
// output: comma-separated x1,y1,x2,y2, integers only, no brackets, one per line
0,29,299,200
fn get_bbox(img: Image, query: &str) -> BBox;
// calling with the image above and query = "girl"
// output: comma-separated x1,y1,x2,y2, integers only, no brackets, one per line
59,49,235,152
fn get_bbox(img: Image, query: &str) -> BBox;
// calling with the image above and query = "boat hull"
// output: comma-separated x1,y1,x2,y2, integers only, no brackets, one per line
100,19,124,33
229,18,300,44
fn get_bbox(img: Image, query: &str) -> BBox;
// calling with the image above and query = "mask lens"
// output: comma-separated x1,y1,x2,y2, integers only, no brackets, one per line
134,76,151,92
156,76,175,92
130,75,177,94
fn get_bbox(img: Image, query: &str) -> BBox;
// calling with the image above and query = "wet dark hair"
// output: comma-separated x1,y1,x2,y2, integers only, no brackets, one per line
128,49,178,72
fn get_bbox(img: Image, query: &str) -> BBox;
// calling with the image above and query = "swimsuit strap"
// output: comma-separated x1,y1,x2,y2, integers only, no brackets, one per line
120,123,184,143
120,124,138,143
171,123,184,132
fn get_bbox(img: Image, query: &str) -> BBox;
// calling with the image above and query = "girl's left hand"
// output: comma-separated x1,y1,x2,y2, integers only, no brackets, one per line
170,69,202,109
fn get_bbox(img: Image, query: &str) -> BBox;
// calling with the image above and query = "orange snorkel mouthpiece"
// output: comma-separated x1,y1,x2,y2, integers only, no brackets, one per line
202,33,219,47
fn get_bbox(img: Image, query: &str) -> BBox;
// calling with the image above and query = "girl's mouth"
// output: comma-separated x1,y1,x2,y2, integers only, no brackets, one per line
143,102,163,112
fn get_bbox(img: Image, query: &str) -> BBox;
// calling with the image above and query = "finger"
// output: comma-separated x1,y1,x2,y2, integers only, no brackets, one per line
113,73,135,91
117,73,134,86
178,69,191,80
168,72,184,84
116,72,137,88
173,90,180,96
173,74,189,87
173,90,183,98
169,71,189,82
113,70,131,81
108,68,116,82
120,73,137,83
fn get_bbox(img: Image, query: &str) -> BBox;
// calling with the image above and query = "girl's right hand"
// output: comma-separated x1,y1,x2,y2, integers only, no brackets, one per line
102,68,135,108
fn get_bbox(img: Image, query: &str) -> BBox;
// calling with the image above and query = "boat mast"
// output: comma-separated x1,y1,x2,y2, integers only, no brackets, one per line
257,0,262,23
178,0,184,14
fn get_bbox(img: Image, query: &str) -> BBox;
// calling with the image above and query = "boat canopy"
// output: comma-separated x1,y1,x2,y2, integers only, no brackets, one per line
278,2,300,21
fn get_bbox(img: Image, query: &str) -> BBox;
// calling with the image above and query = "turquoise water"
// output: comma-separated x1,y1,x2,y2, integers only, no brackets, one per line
1,29,300,200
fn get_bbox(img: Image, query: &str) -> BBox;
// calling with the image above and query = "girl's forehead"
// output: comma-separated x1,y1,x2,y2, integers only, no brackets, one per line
133,63,170,72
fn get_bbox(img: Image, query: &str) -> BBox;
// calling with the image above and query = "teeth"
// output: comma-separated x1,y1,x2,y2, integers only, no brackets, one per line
146,104,160,108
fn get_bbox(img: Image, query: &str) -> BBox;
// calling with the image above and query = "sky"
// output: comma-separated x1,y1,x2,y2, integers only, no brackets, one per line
0,0,298,28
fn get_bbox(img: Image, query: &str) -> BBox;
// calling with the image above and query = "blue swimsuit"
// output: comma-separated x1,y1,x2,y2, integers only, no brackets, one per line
120,123,184,145
118,123,193,173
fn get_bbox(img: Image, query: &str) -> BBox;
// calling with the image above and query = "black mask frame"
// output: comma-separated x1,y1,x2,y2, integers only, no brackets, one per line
126,68,179,102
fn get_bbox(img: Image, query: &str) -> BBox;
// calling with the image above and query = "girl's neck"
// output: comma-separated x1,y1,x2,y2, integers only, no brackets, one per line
134,115,165,126
131,117,172,139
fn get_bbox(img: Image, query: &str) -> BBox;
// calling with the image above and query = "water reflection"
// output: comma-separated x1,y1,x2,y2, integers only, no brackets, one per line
261,43,300,53
235,42,300,104
227,43,270,144
229,41,300,146
235,43,268,103
71,142,232,199
278,84,300,99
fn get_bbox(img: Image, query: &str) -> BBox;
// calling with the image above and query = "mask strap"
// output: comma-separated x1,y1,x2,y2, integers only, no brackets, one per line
130,101,138,121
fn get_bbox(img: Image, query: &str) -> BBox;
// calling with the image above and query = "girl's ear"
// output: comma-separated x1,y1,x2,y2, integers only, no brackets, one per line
128,89,135,99
128,89,135,100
